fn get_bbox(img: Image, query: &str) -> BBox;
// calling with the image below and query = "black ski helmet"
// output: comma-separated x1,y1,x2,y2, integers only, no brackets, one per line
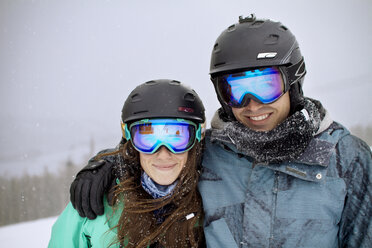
210,14,306,118
121,79,205,125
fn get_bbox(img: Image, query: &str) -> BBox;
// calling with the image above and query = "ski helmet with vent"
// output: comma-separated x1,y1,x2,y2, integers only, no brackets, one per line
121,79,205,124
210,14,306,118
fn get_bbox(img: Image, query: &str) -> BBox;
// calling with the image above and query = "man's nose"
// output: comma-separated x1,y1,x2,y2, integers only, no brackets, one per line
244,98,263,111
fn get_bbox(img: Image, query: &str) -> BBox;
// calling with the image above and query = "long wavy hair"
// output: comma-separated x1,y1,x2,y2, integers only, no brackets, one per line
101,140,205,247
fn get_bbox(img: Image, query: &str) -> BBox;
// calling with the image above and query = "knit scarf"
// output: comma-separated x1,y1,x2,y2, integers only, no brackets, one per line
141,172,177,199
211,98,325,164
140,172,178,224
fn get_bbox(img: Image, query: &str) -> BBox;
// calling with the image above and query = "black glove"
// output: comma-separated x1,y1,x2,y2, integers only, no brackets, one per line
70,159,116,219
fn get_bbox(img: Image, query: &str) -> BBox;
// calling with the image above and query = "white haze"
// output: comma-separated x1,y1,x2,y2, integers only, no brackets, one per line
1,0,372,176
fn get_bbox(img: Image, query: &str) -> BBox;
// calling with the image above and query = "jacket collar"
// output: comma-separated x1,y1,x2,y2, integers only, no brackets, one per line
209,98,335,182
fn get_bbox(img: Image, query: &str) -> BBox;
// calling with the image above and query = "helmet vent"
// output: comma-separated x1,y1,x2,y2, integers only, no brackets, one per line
214,62,226,67
213,43,221,53
145,80,158,85
184,93,195,102
133,110,148,115
130,93,142,102
227,24,236,32
169,80,181,85
264,34,279,45
251,21,264,27
279,25,288,31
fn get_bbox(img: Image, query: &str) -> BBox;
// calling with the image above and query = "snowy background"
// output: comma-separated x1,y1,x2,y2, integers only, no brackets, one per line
0,0,371,246
0,216,56,247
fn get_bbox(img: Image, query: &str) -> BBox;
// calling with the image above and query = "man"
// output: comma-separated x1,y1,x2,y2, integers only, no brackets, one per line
70,15,372,247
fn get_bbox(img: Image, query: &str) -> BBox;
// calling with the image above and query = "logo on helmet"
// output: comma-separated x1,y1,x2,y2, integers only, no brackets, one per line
178,107,194,113
257,52,277,59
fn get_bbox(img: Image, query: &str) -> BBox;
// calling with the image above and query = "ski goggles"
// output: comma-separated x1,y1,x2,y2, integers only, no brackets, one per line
122,118,203,154
216,67,286,108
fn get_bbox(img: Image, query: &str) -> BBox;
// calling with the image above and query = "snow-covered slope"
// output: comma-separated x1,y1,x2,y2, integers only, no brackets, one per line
0,216,57,247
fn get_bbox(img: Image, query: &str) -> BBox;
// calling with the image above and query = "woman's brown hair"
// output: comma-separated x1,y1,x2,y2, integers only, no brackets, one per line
102,140,205,247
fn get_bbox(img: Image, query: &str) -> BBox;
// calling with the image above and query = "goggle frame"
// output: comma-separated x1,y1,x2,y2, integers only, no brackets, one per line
216,66,289,108
121,118,204,154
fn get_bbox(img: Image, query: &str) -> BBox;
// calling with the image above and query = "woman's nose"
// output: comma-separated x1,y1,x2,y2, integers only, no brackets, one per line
156,146,173,158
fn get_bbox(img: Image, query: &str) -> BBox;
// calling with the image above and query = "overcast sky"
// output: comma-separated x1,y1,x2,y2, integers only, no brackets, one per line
1,0,371,176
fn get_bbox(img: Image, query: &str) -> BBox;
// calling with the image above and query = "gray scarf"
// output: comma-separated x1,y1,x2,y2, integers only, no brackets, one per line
211,98,325,164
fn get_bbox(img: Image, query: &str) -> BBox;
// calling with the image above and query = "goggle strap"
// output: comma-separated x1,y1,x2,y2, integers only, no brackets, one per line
124,124,131,140
121,122,126,139
285,57,306,85
195,121,207,141
196,124,201,142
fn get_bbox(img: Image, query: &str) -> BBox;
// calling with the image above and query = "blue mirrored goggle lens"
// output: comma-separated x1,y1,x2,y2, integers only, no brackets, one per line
130,119,196,154
218,67,284,107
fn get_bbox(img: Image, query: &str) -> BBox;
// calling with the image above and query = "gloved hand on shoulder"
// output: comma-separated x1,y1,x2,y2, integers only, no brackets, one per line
70,159,116,219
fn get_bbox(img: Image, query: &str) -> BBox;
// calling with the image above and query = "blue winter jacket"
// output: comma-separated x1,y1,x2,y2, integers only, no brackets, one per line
198,114,372,247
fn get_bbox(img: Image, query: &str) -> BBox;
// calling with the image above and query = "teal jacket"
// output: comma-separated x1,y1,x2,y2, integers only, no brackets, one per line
48,199,121,247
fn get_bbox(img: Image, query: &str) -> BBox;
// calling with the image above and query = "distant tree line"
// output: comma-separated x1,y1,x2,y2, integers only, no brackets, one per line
0,159,80,226
0,138,97,227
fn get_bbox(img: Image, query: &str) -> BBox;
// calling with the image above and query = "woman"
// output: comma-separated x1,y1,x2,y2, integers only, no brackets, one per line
49,79,206,247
